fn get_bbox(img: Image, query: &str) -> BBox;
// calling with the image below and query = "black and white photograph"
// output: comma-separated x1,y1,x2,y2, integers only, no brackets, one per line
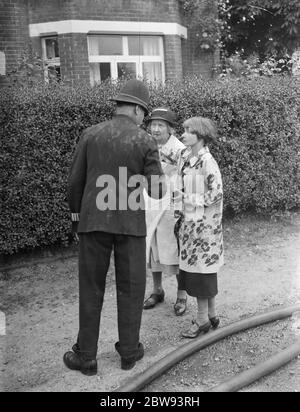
0,0,300,394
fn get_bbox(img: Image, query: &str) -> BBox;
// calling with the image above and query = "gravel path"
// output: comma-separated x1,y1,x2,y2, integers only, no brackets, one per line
1,214,300,392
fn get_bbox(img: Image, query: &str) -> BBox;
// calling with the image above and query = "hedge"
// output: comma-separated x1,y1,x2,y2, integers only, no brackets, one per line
1,76,299,255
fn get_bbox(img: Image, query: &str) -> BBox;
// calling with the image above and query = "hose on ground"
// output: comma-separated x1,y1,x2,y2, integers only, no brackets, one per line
209,339,300,392
115,304,300,392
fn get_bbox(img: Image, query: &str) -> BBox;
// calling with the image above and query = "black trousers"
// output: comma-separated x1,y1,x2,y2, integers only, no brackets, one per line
77,232,146,360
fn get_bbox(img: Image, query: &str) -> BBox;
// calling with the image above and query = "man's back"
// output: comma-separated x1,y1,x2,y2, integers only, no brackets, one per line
68,114,163,236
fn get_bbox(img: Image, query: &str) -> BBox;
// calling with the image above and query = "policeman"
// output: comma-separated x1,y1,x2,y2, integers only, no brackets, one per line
63,80,165,375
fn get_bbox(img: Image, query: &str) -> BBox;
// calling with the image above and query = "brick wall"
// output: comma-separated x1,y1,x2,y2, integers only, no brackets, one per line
1,0,218,86
0,0,30,83
182,34,217,79
181,0,219,79
28,0,76,23
164,35,183,80
27,0,186,84
28,0,182,24
58,33,90,85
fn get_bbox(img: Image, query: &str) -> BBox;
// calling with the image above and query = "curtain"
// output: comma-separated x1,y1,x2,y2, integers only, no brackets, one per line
89,63,100,85
143,62,162,82
142,37,159,56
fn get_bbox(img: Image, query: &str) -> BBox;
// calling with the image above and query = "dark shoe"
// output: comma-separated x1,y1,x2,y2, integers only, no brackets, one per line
174,297,187,316
143,290,165,309
209,317,220,329
115,342,144,370
63,351,97,376
181,320,211,339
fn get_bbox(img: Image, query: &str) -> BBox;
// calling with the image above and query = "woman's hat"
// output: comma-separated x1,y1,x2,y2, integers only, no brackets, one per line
146,107,177,127
111,79,150,114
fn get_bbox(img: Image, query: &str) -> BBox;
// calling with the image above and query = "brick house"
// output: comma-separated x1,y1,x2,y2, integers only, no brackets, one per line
0,0,219,86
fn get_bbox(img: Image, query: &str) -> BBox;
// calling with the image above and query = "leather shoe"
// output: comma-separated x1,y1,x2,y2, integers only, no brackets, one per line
209,317,220,329
63,351,97,376
143,290,165,309
174,297,187,316
181,320,211,339
115,342,144,370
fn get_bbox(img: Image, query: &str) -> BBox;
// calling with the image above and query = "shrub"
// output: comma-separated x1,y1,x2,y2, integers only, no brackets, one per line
0,81,119,255
149,76,300,215
1,76,299,255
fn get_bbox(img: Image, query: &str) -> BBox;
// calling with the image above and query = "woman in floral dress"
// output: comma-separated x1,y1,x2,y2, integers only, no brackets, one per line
174,117,224,338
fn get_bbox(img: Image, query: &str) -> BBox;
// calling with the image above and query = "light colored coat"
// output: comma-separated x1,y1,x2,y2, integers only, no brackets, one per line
145,135,185,265
175,146,224,274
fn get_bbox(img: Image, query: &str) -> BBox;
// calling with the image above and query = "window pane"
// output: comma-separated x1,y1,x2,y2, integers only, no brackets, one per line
100,63,111,81
128,36,160,56
89,63,111,85
89,35,122,55
117,62,136,78
142,62,162,82
45,38,59,59
0,51,5,75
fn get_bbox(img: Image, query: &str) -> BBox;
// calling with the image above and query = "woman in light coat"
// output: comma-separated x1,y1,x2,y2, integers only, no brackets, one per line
174,117,224,337
143,108,188,315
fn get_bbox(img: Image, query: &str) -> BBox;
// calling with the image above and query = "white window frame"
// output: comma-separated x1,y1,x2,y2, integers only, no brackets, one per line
88,35,165,84
41,36,60,82
0,51,6,76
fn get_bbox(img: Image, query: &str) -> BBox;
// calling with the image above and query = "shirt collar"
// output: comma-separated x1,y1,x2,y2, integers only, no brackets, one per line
113,113,137,124
184,146,210,167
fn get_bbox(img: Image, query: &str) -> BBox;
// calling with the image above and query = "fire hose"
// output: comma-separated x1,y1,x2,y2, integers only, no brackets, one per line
115,304,300,392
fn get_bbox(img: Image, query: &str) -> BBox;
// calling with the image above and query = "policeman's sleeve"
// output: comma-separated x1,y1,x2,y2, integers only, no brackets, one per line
143,141,166,199
67,131,88,228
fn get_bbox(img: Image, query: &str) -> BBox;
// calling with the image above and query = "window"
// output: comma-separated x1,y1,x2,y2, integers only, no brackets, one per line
0,51,5,75
88,35,165,85
41,37,61,82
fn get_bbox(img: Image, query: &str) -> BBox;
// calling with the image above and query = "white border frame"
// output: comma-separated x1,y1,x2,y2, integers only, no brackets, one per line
41,37,60,82
29,20,187,39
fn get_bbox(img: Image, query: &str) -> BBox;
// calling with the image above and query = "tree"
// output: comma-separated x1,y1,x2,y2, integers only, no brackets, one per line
179,0,221,54
219,0,300,59
6,49,58,87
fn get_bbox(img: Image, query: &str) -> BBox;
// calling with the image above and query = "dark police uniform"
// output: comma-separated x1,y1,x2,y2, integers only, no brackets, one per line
68,113,163,362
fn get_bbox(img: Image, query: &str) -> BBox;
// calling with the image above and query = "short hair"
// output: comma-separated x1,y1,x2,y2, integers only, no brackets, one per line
183,117,217,145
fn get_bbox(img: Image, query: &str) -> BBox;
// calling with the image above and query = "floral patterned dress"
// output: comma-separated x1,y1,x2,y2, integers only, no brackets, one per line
175,146,224,275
